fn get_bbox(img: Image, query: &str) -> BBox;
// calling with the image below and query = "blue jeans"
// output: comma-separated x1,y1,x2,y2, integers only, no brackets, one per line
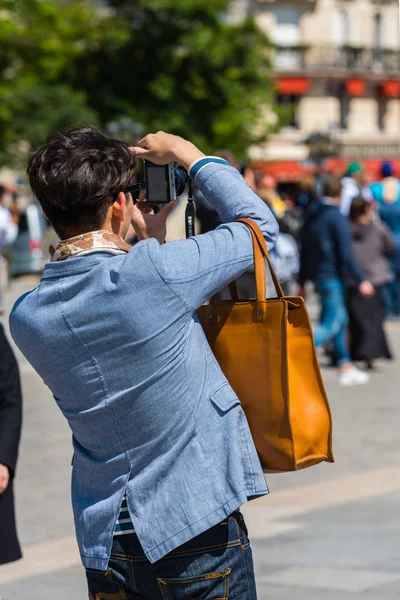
86,511,257,599
314,279,351,366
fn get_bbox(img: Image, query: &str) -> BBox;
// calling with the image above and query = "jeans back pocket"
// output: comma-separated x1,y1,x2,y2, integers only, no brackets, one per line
157,568,231,599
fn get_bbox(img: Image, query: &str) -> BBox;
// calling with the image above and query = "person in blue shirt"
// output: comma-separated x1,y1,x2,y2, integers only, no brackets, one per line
299,175,373,386
9,128,278,599
370,161,400,318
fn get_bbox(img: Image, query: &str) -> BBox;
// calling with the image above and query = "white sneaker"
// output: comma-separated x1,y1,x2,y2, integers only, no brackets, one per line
339,366,370,387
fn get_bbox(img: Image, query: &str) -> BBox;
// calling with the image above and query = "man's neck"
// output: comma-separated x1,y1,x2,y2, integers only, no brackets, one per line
59,226,118,243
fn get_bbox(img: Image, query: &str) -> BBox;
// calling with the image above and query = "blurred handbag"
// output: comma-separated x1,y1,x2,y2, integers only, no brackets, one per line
197,218,334,473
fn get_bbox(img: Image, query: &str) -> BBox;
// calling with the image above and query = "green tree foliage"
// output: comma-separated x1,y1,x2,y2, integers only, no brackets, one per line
0,0,274,165
76,0,273,157
0,0,128,166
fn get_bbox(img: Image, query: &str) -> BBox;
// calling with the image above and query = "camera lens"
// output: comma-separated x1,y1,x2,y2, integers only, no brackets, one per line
174,165,189,197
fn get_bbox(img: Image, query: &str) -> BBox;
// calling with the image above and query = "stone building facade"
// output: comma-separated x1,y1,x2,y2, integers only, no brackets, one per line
229,0,400,162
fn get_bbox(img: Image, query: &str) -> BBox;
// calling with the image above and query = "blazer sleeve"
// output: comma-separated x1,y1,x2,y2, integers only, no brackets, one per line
147,162,279,310
0,325,22,478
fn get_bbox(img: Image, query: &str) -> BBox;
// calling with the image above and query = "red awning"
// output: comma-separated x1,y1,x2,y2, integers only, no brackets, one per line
325,158,400,180
382,80,400,97
277,77,310,95
346,79,366,96
251,158,400,183
251,160,316,183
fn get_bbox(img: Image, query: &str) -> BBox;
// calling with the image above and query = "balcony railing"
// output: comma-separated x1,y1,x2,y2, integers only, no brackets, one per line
274,45,400,74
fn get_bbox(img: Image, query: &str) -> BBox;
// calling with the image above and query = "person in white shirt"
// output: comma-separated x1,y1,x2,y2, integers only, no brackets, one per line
340,163,372,217
0,185,19,307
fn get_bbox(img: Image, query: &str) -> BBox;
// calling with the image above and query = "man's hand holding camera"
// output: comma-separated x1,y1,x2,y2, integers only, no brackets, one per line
130,198,175,245
132,131,204,170
130,132,204,244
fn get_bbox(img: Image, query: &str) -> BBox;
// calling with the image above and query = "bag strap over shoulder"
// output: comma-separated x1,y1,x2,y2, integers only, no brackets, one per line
237,218,285,299
210,217,284,311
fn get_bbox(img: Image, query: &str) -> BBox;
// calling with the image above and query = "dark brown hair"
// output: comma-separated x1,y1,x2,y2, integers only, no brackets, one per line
27,127,136,239
322,175,342,199
349,196,368,222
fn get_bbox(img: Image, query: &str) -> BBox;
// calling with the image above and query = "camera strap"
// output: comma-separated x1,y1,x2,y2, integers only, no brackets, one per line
185,180,196,239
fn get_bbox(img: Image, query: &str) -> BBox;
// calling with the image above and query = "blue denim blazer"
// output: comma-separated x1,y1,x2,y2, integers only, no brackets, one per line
10,162,278,570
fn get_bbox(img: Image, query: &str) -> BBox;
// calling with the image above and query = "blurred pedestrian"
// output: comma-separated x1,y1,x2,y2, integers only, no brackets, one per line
278,192,303,246
370,161,400,205
270,221,299,295
299,175,373,386
256,174,286,220
362,169,376,199
370,161,400,319
0,184,22,564
0,184,19,307
0,324,23,564
340,162,371,217
297,174,319,209
240,163,256,190
347,196,394,369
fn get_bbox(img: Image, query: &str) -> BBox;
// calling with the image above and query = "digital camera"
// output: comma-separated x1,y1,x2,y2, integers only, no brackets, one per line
144,160,189,204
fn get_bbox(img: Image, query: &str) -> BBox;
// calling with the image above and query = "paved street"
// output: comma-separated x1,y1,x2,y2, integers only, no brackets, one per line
0,276,400,599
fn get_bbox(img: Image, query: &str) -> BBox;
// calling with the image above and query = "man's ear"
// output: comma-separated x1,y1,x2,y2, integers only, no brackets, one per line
112,192,127,223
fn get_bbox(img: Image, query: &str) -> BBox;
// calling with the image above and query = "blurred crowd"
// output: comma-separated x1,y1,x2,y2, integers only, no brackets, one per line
194,153,400,387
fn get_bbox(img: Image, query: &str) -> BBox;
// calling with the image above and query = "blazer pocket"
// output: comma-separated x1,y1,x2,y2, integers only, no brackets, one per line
210,384,240,412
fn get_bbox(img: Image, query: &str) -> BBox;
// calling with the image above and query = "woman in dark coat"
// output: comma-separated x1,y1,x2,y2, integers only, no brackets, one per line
0,323,23,564
347,197,394,368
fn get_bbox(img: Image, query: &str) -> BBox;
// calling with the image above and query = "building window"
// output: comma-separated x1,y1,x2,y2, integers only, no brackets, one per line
272,7,301,47
374,13,384,67
334,10,350,46
276,94,300,129
374,14,383,50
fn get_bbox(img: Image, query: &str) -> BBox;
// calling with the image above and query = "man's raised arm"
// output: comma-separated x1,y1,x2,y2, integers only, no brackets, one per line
132,132,279,310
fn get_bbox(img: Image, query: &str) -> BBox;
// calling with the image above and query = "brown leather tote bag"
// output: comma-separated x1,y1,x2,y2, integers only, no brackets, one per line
198,218,334,473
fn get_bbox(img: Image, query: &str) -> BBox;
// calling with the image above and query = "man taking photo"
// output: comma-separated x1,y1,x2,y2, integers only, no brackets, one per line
10,127,278,599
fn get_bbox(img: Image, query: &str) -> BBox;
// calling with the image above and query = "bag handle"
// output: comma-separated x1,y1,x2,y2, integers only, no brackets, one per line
210,225,266,306
237,218,285,300
209,218,284,316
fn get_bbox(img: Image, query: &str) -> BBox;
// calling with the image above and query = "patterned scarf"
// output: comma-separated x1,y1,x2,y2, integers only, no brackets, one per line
49,230,131,262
